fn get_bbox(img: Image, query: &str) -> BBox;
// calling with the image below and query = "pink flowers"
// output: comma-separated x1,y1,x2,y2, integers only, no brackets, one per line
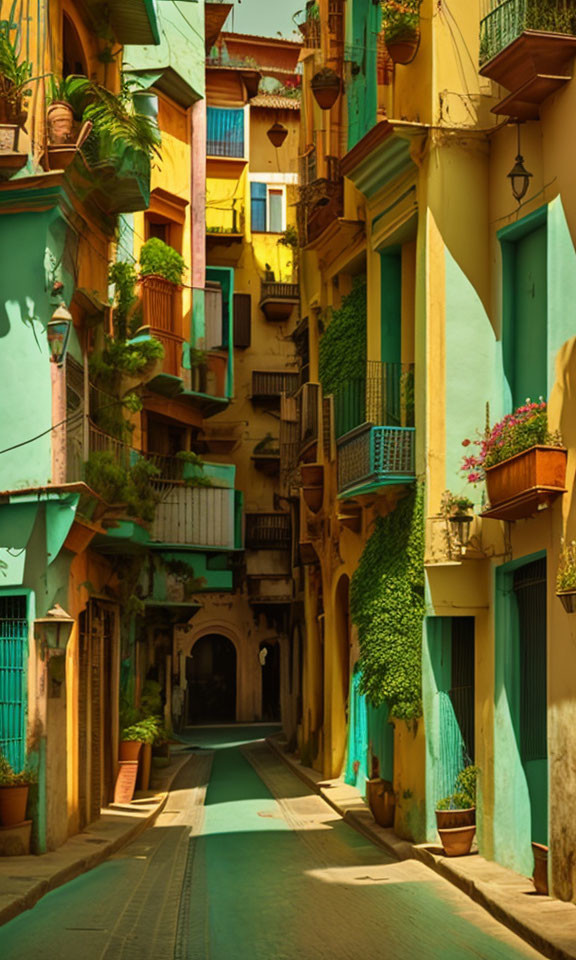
461,399,560,485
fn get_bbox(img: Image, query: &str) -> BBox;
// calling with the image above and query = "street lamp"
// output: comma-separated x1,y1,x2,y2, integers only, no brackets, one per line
34,604,75,654
46,304,72,365
507,124,532,203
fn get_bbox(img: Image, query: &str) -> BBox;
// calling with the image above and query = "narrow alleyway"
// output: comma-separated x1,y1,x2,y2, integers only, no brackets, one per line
0,728,544,960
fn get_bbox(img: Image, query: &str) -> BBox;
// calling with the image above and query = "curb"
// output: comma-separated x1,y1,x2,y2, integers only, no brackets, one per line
267,736,576,960
0,751,192,928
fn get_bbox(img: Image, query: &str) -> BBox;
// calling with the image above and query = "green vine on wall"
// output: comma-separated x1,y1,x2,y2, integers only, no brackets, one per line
318,278,367,396
350,485,425,720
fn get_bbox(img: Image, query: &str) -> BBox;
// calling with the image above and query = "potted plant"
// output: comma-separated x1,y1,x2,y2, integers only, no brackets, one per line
440,490,474,549
435,765,478,856
0,751,36,827
46,74,90,145
556,539,576,612
139,237,185,287
0,22,32,152
119,715,160,763
381,0,422,64
366,756,395,828
532,842,549,895
311,68,341,110
461,400,566,514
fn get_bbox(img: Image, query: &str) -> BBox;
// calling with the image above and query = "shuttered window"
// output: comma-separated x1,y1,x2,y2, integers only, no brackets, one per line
0,595,27,771
233,293,251,348
251,182,267,232
207,107,244,157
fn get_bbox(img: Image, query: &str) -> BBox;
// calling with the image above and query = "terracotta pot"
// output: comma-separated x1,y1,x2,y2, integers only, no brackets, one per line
303,485,323,512
44,144,77,171
485,446,567,508
119,740,143,762
0,785,29,827
386,31,420,65
137,742,152,791
557,591,576,614
532,842,549,895
311,71,341,110
0,123,19,153
267,122,288,148
366,778,395,828
206,350,228,397
301,464,323,486
438,824,476,857
435,807,475,830
47,101,74,145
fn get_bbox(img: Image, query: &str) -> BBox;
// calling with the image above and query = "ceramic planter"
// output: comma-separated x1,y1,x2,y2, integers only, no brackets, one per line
366,778,395,828
438,824,476,857
485,445,567,508
532,842,549,895
386,31,420,64
0,123,20,153
311,71,341,110
557,590,576,613
47,101,75,144
119,740,143,762
0,784,29,827
435,807,475,830
267,122,288,148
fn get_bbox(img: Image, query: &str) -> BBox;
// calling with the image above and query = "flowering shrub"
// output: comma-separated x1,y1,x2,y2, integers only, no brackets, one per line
557,540,576,593
461,400,562,484
381,0,422,43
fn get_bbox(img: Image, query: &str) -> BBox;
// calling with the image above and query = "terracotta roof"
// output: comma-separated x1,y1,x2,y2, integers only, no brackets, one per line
222,31,303,46
250,93,301,110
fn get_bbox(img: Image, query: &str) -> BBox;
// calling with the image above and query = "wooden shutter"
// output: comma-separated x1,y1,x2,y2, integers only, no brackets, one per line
233,293,251,348
250,182,267,231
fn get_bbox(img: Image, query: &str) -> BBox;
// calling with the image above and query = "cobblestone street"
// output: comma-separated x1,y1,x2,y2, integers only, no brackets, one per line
0,728,544,960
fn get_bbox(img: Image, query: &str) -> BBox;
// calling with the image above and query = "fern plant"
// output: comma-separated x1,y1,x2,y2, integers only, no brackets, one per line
0,16,33,125
82,79,161,167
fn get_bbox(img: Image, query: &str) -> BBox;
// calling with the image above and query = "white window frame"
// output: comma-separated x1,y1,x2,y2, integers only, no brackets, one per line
266,184,286,234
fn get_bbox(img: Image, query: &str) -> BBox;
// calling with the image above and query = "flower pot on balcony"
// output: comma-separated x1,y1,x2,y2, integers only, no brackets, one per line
386,29,420,65
206,350,228,397
438,824,476,857
366,778,395,828
532,842,549,895
485,445,567,510
0,785,29,827
119,740,143,762
47,101,75,144
0,123,20,153
311,69,341,110
435,807,475,830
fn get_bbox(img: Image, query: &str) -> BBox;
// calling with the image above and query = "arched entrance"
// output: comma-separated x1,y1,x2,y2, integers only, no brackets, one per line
186,634,237,723
259,641,280,721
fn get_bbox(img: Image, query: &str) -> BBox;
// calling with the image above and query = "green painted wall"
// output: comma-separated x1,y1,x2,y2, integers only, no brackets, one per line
344,667,394,793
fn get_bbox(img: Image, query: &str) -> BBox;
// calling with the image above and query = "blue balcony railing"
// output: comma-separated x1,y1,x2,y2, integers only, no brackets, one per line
480,0,576,65
337,424,415,495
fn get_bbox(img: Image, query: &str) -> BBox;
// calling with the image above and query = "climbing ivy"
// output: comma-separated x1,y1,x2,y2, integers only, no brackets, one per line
318,278,367,396
350,485,425,720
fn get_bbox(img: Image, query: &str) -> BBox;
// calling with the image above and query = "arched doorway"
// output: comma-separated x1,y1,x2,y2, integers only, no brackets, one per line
186,635,237,723
259,641,280,721
63,14,88,77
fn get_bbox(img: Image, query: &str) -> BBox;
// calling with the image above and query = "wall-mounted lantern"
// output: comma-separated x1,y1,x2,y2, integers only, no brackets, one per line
448,513,473,550
34,604,75,653
267,122,288,148
508,124,533,203
46,305,72,365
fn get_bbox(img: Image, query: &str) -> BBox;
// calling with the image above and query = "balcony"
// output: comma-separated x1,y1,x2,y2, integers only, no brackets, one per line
80,141,152,217
206,204,245,244
150,460,240,548
245,513,292,549
298,382,322,457
479,0,576,118
140,274,181,377
295,2,321,48
251,370,299,402
335,362,416,496
259,282,299,322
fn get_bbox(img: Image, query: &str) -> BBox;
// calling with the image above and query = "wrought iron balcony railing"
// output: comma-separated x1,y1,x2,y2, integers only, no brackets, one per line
337,424,416,495
252,370,300,400
333,362,415,439
260,282,299,302
479,0,576,65
245,513,292,549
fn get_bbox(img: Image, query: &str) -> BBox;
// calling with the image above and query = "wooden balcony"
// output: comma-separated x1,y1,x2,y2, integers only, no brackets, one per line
479,0,576,118
151,484,237,548
140,275,182,377
259,282,299,322
251,370,300,402
337,424,415,496
245,513,292,549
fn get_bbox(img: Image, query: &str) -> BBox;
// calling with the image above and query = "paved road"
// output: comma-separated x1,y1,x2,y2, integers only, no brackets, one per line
0,726,544,960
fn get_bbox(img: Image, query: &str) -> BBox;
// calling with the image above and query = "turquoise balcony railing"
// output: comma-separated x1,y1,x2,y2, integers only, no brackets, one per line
480,0,576,65
334,362,415,439
337,424,415,495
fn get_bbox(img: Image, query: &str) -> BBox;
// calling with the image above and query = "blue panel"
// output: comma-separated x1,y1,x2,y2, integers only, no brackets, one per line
251,182,267,232
207,107,244,158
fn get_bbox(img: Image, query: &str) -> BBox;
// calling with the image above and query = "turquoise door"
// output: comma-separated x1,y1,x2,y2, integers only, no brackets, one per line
0,595,27,771
513,225,547,406
513,559,548,845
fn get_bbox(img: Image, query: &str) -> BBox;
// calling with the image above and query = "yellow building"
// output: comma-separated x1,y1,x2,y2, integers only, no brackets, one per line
290,0,576,902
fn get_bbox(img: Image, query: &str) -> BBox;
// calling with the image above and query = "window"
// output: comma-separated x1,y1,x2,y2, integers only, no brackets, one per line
207,107,245,158
63,14,87,78
148,221,169,244
250,182,286,233
0,595,27,771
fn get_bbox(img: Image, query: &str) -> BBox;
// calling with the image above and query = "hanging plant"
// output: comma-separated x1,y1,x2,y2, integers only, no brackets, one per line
380,0,422,65
267,121,288,148
139,237,185,285
311,67,341,110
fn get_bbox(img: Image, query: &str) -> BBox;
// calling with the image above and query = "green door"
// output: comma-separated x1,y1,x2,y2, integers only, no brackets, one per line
513,225,547,407
514,559,548,845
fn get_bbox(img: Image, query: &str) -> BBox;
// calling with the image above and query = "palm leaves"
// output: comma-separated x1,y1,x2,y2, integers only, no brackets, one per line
0,9,32,124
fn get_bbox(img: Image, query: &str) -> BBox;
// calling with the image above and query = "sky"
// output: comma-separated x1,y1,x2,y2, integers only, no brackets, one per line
225,0,303,41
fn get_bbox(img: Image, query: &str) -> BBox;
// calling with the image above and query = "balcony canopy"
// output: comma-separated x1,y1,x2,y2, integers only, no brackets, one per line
81,0,160,45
